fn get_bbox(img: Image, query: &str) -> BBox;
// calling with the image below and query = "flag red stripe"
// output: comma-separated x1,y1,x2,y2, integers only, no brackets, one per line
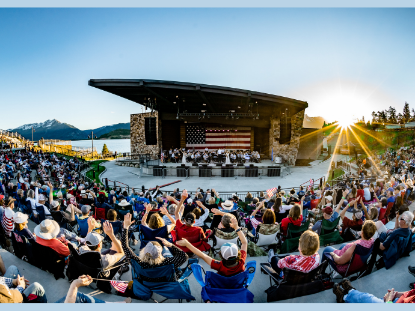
205,135,251,139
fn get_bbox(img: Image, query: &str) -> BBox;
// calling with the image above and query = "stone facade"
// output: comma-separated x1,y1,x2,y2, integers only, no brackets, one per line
269,109,305,165
130,112,161,156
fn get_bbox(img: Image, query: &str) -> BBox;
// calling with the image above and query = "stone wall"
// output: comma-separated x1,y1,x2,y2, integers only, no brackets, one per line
269,109,305,165
130,112,161,156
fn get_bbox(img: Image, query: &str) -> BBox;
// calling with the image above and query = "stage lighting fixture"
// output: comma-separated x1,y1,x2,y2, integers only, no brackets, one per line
203,103,206,106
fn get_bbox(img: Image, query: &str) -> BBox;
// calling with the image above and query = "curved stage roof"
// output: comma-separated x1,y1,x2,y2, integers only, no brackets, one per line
88,79,308,116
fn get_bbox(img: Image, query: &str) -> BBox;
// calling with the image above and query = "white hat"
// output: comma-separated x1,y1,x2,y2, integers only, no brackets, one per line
34,219,60,240
220,242,238,260
13,212,28,224
187,198,193,204
38,194,46,201
118,199,130,207
325,195,333,202
222,200,234,210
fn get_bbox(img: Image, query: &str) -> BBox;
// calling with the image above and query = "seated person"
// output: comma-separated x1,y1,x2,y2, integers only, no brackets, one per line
192,201,210,228
376,211,414,268
174,190,210,253
268,230,320,275
177,216,247,277
341,198,364,232
161,204,181,226
121,213,188,280
250,201,280,235
1,197,15,237
34,219,70,258
312,191,352,235
0,253,47,303
280,196,305,237
13,212,35,240
333,278,415,303
76,205,101,237
78,220,124,269
141,203,175,233
322,220,377,274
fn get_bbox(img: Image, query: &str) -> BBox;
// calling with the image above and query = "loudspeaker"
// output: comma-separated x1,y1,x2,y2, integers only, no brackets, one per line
145,117,157,145
280,109,292,144
267,166,281,177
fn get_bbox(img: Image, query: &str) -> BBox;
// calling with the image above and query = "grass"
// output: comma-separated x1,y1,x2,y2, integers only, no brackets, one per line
327,168,345,182
85,160,107,184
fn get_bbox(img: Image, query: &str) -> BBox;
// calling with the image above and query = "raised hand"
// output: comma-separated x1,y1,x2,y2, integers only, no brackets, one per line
160,206,168,215
123,213,132,229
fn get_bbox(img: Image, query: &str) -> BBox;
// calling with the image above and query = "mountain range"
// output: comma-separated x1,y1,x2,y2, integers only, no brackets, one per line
303,114,326,129
8,119,130,141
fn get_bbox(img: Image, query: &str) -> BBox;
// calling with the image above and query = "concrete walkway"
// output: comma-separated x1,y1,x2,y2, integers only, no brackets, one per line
101,154,349,192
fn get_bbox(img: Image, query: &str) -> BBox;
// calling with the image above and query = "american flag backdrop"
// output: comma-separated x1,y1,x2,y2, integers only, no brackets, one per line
186,125,251,150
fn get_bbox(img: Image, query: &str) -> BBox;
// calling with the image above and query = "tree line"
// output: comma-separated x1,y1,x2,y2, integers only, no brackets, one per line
371,102,413,124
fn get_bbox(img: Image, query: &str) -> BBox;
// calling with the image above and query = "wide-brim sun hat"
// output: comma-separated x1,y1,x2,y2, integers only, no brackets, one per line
222,200,234,210
13,212,28,224
118,199,130,207
34,219,60,240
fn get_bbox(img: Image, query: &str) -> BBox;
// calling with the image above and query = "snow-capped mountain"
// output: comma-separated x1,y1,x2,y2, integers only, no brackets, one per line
8,120,129,141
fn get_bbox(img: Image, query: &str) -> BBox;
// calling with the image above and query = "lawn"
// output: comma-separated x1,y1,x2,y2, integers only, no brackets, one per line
327,168,345,182
85,160,107,184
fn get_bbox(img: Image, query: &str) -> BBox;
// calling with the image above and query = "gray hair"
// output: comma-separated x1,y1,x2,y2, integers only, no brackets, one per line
168,204,177,215
400,211,414,227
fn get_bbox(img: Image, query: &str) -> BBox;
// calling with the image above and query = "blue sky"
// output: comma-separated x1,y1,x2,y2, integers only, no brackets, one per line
1,8,414,130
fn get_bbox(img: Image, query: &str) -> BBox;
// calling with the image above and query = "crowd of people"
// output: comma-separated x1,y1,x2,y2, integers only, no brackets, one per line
0,144,415,303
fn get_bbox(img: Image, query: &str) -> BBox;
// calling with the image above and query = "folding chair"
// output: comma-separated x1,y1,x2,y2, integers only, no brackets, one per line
65,243,126,293
325,243,374,280
139,225,170,249
254,231,279,250
130,258,198,302
11,233,34,263
261,260,329,302
114,204,134,220
280,221,310,254
191,261,256,303
319,217,343,246
208,234,239,256
31,241,66,280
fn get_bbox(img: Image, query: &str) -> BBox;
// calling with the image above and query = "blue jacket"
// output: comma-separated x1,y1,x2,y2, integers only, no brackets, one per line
380,228,412,269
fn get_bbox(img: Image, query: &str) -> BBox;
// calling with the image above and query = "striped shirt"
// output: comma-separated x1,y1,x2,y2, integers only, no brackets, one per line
277,253,320,273
1,208,14,237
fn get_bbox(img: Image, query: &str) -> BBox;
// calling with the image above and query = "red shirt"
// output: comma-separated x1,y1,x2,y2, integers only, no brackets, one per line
356,190,365,201
341,216,363,231
280,215,303,236
36,237,70,258
174,219,210,252
210,250,247,277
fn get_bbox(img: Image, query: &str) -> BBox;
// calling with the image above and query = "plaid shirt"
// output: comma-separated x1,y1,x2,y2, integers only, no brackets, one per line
0,277,24,293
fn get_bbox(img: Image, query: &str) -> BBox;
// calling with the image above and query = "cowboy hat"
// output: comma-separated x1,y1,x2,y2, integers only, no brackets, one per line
34,219,60,240
118,199,130,207
222,200,234,210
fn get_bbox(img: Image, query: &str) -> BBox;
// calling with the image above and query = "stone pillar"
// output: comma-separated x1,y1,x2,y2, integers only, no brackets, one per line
130,112,161,156
269,109,305,165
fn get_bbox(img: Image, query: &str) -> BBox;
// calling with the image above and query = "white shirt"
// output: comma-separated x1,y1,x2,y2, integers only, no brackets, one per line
194,208,209,227
363,187,371,201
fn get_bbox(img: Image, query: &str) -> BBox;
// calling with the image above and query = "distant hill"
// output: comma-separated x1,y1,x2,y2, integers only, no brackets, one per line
8,119,130,141
98,129,130,139
303,114,326,129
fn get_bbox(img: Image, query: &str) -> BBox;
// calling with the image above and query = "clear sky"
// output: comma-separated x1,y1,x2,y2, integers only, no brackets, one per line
1,8,414,130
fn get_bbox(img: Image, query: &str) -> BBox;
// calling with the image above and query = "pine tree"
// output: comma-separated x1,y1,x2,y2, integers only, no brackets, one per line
403,102,411,123
397,113,403,124
371,111,378,123
387,106,397,124
102,144,109,154
411,108,415,122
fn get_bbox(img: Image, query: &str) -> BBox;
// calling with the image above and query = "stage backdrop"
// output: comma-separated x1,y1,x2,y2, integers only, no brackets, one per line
186,125,251,150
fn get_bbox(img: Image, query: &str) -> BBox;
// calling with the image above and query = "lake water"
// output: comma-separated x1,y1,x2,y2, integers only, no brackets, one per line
71,139,130,154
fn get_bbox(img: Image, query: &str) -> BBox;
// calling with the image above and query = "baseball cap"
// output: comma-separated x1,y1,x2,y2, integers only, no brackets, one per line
51,200,60,210
353,210,363,220
322,206,333,215
220,242,238,260
38,194,46,201
85,232,104,247
81,205,91,214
